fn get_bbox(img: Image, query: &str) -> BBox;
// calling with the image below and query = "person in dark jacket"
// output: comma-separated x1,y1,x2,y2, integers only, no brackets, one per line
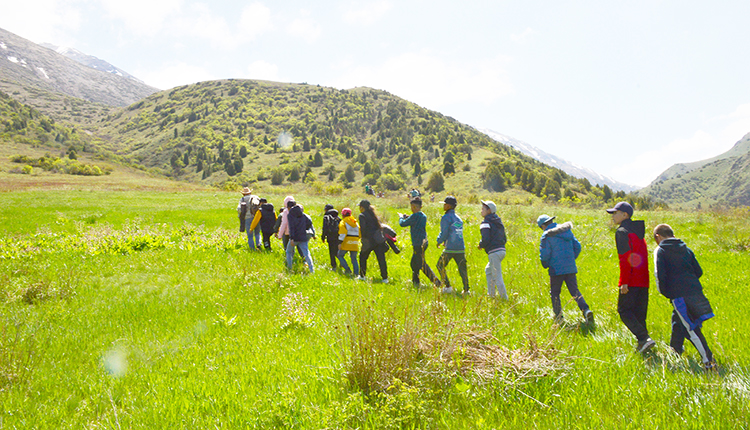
249,198,276,250
538,214,594,324
436,196,468,294
607,201,653,353
398,197,440,288
653,224,716,369
322,204,341,270
478,200,507,299
357,200,389,283
286,202,314,273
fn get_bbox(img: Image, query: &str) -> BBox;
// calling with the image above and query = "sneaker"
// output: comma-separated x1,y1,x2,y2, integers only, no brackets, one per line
356,276,366,281
584,309,595,324
382,278,389,284
637,338,656,353
462,289,471,296
704,361,718,371
441,286,455,294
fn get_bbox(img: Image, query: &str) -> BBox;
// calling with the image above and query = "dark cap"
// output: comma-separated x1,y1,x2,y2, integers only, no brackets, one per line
606,201,633,216
287,200,297,209
324,204,334,211
440,196,458,206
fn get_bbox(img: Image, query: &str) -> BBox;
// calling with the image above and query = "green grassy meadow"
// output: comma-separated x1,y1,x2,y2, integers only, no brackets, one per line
1,189,749,429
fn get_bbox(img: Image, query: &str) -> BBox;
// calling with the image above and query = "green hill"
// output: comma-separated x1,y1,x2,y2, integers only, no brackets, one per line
639,132,750,207
88,79,630,202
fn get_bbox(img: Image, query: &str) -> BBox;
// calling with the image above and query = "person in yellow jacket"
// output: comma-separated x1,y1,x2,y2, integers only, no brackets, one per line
337,207,360,276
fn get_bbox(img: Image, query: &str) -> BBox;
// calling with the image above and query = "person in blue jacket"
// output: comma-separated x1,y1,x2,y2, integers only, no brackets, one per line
538,214,594,324
436,196,469,295
653,224,716,370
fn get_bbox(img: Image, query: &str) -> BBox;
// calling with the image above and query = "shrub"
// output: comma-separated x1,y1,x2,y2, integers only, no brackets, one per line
425,172,444,192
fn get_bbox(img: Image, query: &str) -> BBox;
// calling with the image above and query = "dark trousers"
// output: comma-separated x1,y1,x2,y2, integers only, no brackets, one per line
410,245,440,286
359,241,388,280
550,273,589,318
617,286,650,342
325,237,338,269
437,252,468,291
262,230,273,250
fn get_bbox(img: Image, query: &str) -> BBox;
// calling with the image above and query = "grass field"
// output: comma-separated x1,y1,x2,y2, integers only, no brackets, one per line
1,188,749,429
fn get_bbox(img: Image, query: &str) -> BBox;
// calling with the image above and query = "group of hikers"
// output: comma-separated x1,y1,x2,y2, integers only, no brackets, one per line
238,189,717,370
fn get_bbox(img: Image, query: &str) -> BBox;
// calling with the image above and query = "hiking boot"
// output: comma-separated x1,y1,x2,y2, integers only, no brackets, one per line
356,276,366,281
382,278,389,284
441,286,455,294
584,309,595,324
462,289,471,297
704,361,718,372
637,338,655,353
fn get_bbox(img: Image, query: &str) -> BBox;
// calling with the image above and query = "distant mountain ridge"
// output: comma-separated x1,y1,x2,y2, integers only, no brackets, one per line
39,43,145,84
478,128,637,192
638,132,750,207
0,27,158,108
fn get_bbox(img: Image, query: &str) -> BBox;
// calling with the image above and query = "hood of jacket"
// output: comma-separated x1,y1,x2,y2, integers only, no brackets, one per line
484,213,503,227
289,204,304,219
658,237,687,254
344,215,358,227
325,208,339,218
620,218,645,239
283,195,295,210
542,221,574,241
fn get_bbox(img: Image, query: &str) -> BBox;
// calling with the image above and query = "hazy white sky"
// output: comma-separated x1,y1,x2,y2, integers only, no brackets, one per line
2,0,750,187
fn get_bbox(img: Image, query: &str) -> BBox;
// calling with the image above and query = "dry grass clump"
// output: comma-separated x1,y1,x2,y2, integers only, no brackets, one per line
343,301,567,395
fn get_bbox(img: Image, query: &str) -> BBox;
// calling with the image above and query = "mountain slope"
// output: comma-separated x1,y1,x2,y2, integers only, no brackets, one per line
638,132,750,206
479,128,637,192
39,43,144,83
0,27,158,108
87,79,616,202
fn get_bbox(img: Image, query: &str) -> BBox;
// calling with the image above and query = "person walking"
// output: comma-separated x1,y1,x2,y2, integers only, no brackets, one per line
478,201,507,299
238,187,261,250
653,224,716,369
322,204,341,270
358,200,389,283
286,201,314,273
398,197,441,288
537,214,594,325
435,196,469,295
337,207,360,276
606,201,654,353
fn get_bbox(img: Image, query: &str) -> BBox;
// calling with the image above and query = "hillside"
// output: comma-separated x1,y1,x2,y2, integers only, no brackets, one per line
86,78,633,203
0,27,158,110
639,132,750,207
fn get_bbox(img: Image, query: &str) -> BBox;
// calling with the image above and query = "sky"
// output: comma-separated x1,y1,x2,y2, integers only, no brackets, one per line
2,0,750,187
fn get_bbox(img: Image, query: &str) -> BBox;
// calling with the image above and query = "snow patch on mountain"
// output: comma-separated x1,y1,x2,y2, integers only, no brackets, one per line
479,128,638,192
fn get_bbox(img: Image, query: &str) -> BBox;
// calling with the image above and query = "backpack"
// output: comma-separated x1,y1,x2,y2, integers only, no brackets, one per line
323,213,341,237
248,196,261,216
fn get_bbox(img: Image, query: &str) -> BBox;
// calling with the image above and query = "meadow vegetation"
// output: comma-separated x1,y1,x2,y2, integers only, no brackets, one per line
1,189,749,428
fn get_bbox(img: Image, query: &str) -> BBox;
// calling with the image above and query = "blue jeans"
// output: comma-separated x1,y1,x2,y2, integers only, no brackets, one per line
245,218,260,249
286,240,314,273
337,250,358,275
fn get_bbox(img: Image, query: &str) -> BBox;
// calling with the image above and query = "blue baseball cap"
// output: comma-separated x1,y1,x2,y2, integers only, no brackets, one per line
606,201,633,217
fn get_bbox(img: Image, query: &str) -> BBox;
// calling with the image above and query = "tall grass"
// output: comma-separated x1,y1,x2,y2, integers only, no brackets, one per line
1,190,749,428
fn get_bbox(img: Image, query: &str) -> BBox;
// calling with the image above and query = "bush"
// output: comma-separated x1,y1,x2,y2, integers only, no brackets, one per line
425,172,444,192
377,174,404,191
271,169,284,185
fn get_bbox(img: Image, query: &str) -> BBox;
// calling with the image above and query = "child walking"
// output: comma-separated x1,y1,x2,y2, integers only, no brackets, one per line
337,208,360,276
478,201,507,299
398,197,441,288
249,198,276,250
606,201,654,353
537,214,594,324
286,201,314,273
435,196,469,295
653,224,716,369
322,204,341,270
